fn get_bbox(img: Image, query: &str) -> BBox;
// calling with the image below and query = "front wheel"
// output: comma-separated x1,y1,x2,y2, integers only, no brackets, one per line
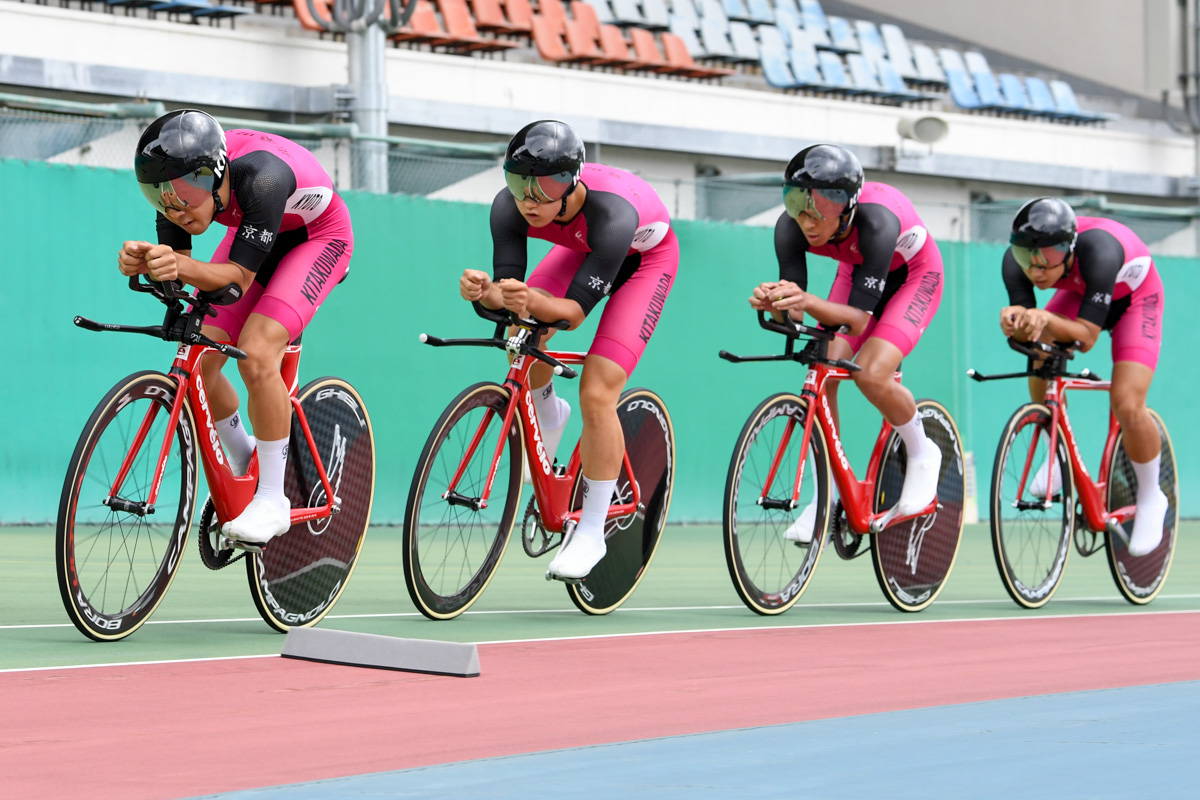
870,399,965,612
567,388,676,614
723,393,830,616
246,378,375,632
1105,408,1177,604
989,403,1074,609
56,371,199,641
403,382,522,620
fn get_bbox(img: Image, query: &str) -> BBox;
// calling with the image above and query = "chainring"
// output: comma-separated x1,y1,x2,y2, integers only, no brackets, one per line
197,497,246,571
521,497,561,557
830,500,865,560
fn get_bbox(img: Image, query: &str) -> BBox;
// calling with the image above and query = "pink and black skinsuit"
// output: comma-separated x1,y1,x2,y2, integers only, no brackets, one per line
1002,216,1164,368
774,182,943,355
490,163,678,377
155,129,353,342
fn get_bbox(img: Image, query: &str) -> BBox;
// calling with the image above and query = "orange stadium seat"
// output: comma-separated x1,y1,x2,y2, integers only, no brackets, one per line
471,0,529,36
599,24,660,71
439,0,522,51
536,0,569,34
531,12,595,63
503,0,535,30
628,26,691,75
660,31,734,79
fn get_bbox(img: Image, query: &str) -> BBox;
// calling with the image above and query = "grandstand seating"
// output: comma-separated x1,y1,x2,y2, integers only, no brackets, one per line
1050,79,1118,123
824,16,859,55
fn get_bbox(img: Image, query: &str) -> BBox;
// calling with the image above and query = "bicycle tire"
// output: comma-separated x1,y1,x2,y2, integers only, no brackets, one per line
403,382,522,620
989,403,1074,609
723,392,831,616
56,371,198,641
246,377,375,632
870,399,965,612
1104,408,1177,604
567,388,676,615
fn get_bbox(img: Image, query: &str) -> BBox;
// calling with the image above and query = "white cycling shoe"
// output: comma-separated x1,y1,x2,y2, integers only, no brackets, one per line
784,499,819,545
546,533,606,580
221,496,291,545
1127,489,1169,557
1029,459,1062,499
892,446,942,519
523,400,571,484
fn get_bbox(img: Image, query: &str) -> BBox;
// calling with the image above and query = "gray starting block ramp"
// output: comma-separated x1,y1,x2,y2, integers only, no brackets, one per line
282,627,481,677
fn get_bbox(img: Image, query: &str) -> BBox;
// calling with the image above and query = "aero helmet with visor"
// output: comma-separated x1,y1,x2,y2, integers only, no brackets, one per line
134,109,228,216
782,144,863,234
503,120,585,213
1009,197,1077,271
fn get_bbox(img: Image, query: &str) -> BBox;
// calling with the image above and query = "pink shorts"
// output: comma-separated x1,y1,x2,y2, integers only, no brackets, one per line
527,229,679,377
208,198,353,343
827,259,943,357
1044,270,1164,369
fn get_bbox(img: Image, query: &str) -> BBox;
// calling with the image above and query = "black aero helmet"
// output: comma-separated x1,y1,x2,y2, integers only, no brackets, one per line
503,120,585,209
782,144,863,233
134,108,228,215
1009,197,1077,270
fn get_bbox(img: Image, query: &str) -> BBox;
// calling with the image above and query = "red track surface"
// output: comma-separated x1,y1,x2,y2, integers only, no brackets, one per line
3,612,1198,800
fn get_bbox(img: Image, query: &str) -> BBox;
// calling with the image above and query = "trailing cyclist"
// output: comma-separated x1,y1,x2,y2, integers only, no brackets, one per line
458,120,678,581
1000,197,1167,556
750,143,946,544
119,109,353,545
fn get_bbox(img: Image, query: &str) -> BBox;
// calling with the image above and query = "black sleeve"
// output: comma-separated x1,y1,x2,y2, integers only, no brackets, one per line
156,212,191,251
1072,229,1125,327
225,151,297,273
844,203,901,313
1002,248,1037,307
489,190,529,282
773,211,809,289
568,192,640,316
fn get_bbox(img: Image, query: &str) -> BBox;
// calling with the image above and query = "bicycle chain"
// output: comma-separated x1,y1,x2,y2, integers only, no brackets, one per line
521,497,561,558
830,500,865,560
197,497,246,570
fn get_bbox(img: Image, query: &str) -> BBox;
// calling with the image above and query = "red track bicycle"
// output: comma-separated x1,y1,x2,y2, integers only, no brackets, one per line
403,302,675,620
720,312,965,614
57,276,375,641
969,338,1177,608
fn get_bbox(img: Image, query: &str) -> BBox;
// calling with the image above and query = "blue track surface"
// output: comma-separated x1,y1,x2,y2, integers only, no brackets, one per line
192,681,1200,799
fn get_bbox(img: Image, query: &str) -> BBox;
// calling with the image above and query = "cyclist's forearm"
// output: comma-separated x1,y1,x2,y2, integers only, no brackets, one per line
177,256,254,292
527,293,585,329
1041,314,1100,350
806,297,870,334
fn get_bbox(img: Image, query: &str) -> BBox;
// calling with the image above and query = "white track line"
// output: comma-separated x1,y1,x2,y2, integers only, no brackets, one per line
2,607,1198,675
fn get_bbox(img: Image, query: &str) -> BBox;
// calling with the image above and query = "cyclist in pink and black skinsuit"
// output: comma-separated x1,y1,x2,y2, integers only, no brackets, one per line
459,120,678,581
118,109,353,545
1001,197,1168,557
750,144,944,544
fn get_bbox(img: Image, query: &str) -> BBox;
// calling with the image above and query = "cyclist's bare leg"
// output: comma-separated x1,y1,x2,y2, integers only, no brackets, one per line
199,324,255,476
1111,361,1167,555
222,313,293,544
548,353,626,579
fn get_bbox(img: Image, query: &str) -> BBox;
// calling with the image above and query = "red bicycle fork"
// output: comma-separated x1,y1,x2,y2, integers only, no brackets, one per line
441,349,640,534
759,364,936,536
105,342,339,528
1035,378,1134,534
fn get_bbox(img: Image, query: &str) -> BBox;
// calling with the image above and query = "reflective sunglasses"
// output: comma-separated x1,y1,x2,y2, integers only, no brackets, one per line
138,169,217,215
1010,241,1073,271
504,170,575,204
782,185,851,221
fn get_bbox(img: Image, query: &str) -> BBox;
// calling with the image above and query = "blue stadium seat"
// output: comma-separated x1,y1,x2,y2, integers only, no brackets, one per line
698,0,730,31
773,6,802,42
844,53,891,98
728,21,761,62
1050,79,1118,123
879,23,918,80
853,20,888,69
910,43,947,87
587,0,616,24
669,14,708,56
789,32,832,89
669,0,700,30
609,0,649,26
641,0,672,29
963,52,1018,112
722,0,753,23
876,58,935,104
798,0,831,48
1024,76,1065,118
762,49,824,91
998,73,1038,115
699,16,737,60
938,47,985,110
757,24,787,57
825,16,860,54
744,0,774,26
817,51,865,95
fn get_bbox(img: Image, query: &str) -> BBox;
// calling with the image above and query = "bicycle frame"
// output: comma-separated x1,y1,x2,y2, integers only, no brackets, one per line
759,363,936,536
1025,375,1132,533
439,333,640,535
105,340,340,530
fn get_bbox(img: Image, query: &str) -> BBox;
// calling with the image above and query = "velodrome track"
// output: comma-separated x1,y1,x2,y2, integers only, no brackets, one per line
2,522,1198,798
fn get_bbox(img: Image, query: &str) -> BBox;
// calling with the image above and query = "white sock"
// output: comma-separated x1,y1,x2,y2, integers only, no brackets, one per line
577,476,618,544
253,436,290,507
895,413,928,459
216,411,255,476
532,381,568,430
1131,454,1163,503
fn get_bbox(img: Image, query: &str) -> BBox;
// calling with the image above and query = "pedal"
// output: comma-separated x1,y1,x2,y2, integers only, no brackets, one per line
545,569,583,585
1105,517,1130,546
221,535,266,554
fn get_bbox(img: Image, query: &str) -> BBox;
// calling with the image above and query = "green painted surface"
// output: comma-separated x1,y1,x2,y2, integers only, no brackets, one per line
1,157,1196,527
3,521,1197,671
